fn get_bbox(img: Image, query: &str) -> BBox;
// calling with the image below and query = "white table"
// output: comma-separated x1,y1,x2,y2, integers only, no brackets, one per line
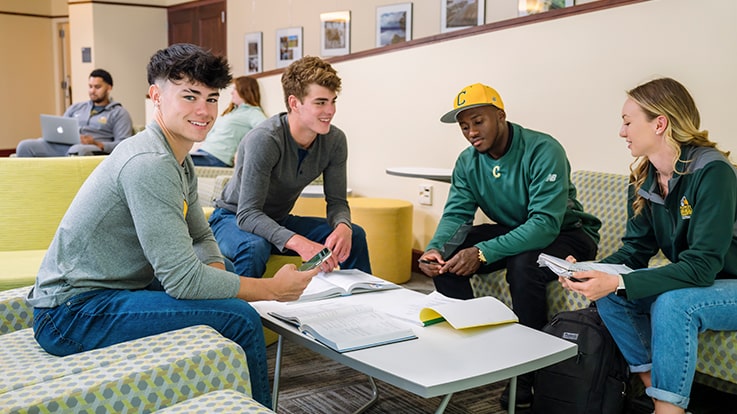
253,288,577,413
385,166,452,183
299,184,353,198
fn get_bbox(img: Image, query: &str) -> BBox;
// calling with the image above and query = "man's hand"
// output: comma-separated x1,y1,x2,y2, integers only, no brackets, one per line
268,264,320,301
418,250,445,277
286,235,338,273
439,246,482,276
237,263,319,302
324,223,352,264
80,134,103,150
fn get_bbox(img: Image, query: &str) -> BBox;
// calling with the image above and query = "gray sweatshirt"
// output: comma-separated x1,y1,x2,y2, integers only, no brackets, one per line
215,113,351,251
27,122,241,308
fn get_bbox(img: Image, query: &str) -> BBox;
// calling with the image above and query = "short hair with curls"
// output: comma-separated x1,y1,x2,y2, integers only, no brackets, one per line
147,43,232,90
281,56,341,111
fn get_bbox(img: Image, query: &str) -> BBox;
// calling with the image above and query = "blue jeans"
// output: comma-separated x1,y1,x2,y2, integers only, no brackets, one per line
33,287,272,408
209,207,372,277
596,279,737,409
191,150,230,167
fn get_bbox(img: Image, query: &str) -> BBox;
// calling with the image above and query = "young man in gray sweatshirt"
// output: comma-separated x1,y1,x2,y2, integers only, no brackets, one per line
210,56,371,278
27,44,316,409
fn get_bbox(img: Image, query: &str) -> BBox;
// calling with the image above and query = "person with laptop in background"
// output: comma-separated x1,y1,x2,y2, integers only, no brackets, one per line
15,68,133,157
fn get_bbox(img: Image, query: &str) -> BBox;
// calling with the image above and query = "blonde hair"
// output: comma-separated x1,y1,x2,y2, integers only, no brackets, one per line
627,78,730,215
222,76,263,116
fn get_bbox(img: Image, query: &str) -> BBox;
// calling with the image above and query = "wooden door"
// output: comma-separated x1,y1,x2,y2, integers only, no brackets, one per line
168,0,226,56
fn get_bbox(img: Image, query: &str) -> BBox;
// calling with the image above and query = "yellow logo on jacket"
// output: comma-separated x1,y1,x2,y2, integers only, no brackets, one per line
99,116,108,124
492,166,501,178
183,199,188,218
679,196,692,219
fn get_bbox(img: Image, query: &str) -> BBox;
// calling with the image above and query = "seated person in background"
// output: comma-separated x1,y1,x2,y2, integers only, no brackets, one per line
561,77,737,414
191,75,266,167
418,83,601,409
209,56,372,278
26,43,317,409
16,68,133,157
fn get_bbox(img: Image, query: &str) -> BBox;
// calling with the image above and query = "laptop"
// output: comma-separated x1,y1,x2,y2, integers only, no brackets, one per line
40,114,80,145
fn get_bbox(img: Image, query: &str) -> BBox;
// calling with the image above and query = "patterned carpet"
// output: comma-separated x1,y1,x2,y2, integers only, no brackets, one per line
266,338,507,413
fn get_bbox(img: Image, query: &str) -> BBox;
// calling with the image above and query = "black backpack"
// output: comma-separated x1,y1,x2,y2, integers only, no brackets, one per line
532,305,629,414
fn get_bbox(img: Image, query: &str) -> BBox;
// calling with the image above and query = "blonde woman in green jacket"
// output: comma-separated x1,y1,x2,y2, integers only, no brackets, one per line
562,78,737,414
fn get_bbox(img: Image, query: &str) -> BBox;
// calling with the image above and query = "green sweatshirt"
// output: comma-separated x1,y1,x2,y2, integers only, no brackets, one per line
601,146,737,299
427,122,601,264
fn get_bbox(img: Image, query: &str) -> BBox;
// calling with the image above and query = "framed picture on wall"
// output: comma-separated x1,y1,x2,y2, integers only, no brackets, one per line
376,3,413,47
276,27,303,69
320,11,351,56
245,32,262,74
518,0,574,16
441,0,485,33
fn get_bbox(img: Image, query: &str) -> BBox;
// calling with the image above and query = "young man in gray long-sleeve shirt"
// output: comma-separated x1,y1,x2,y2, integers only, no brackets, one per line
27,44,316,409
210,56,371,278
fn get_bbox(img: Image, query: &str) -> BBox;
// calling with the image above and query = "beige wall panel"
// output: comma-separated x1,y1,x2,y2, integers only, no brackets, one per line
0,14,56,150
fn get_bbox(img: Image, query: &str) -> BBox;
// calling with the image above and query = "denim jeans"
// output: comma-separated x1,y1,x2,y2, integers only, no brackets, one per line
596,279,737,409
33,287,273,408
209,207,372,277
190,150,230,167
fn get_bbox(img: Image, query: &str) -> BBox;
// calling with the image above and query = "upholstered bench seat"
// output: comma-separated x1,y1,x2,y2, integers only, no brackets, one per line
0,325,253,412
0,285,33,335
153,389,273,413
0,250,45,292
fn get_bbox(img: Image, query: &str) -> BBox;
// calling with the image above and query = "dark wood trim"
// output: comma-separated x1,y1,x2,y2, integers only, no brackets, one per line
252,0,648,79
0,11,68,19
67,1,167,9
0,149,17,157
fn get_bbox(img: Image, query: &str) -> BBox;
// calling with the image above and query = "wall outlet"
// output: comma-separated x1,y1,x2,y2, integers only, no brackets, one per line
418,184,433,205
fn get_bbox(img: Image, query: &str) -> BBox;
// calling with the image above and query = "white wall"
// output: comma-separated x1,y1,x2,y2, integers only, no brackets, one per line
68,3,168,127
254,0,737,250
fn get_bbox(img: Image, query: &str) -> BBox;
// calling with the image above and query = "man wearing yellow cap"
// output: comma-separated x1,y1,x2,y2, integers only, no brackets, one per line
418,83,602,409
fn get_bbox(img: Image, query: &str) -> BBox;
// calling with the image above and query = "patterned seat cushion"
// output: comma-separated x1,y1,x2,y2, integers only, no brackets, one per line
153,389,274,413
470,170,737,393
0,325,252,412
0,285,33,335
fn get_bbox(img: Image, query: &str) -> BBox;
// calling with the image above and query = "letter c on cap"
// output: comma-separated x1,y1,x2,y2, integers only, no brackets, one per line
456,90,467,107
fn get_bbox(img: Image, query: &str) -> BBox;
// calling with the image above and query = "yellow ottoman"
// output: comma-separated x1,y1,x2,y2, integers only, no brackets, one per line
348,198,413,284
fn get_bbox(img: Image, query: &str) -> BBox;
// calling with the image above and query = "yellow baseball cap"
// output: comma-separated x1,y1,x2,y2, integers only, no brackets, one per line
440,83,504,123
